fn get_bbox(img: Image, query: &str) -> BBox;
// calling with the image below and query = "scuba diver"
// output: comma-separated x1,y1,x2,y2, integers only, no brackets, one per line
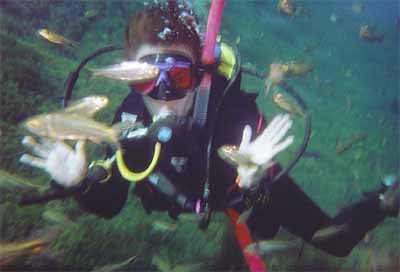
19,1,399,271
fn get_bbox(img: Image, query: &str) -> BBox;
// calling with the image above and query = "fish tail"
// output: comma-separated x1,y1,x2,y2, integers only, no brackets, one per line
66,39,79,47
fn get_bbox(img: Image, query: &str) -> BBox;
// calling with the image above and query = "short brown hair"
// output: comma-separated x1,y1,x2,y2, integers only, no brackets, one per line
125,0,201,62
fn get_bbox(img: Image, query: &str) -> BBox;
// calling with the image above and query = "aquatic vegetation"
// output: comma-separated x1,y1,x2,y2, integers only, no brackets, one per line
0,1,398,271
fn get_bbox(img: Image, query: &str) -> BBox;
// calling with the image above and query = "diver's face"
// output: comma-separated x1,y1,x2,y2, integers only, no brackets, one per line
135,44,198,118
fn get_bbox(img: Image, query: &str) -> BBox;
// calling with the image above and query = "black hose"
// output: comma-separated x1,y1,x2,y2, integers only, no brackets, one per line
63,45,123,107
241,68,312,184
271,81,311,184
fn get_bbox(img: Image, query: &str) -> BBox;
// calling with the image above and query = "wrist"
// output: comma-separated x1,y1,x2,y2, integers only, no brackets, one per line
237,163,269,190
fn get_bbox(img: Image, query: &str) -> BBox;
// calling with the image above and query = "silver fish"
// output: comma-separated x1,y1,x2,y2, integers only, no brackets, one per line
0,169,45,190
93,61,159,83
272,93,304,117
92,255,137,272
63,96,108,117
218,145,274,168
312,224,350,243
38,29,78,46
24,113,119,148
217,145,254,168
245,239,300,255
0,226,61,267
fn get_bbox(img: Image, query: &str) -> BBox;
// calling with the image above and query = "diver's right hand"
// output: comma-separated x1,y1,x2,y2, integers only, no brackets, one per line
20,136,87,188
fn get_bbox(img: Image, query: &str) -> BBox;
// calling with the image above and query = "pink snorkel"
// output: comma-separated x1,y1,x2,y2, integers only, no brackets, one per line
192,0,224,128
193,1,267,272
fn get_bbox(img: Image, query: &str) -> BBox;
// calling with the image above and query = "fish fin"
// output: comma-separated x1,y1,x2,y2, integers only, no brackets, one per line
63,96,108,117
62,106,94,117
66,39,79,47
111,121,143,136
87,136,102,145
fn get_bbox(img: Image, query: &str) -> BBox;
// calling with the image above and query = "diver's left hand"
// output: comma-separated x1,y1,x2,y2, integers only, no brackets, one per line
237,114,294,189
20,136,87,187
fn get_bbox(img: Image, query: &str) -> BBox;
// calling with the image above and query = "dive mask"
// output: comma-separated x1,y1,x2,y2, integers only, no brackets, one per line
130,53,198,101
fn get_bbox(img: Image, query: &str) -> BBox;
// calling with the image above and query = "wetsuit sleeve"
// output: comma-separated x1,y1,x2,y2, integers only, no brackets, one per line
74,163,130,218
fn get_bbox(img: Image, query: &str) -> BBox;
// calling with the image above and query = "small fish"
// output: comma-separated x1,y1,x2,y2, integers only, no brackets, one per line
22,96,136,149
63,96,109,117
237,206,254,225
0,239,45,267
359,25,384,43
0,227,60,267
24,112,120,148
245,239,300,256
84,9,98,19
218,145,275,186
287,63,314,76
265,63,288,95
235,35,241,45
272,93,304,117
92,61,160,83
92,255,137,272
302,151,322,159
335,132,368,155
0,169,45,191
278,0,296,16
38,29,78,46
330,13,338,23
217,145,255,168
311,223,350,243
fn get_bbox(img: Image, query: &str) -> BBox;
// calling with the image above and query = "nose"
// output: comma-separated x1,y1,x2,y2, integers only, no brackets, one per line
156,70,171,88
157,80,172,98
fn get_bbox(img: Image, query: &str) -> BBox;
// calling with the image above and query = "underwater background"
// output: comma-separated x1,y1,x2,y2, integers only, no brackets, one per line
0,0,398,271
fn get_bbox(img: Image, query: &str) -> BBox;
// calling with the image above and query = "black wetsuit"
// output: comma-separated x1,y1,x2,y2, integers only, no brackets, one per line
75,70,386,257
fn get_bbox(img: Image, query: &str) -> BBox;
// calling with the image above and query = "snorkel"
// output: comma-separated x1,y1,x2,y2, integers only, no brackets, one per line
192,0,225,128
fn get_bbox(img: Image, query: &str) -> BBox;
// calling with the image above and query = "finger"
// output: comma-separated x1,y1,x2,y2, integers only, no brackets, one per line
263,114,290,144
269,114,290,137
255,113,287,146
22,136,49,158
265,79,272,96
20,154,46,169
75,140,86,157
258,114,284,143
22,136,37,148
269,117,293,145
240,125,252,148
41,138,56,149
271,135,294,156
